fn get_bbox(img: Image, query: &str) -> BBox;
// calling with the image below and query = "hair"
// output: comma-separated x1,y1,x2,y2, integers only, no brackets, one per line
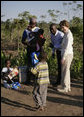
29,18,37,25
59,20,69,28
38,51,47,62
38,29,44,35
50,23,57,30
5,59,11,64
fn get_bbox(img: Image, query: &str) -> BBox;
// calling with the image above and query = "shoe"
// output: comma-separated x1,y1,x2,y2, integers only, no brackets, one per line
57,88,68,93
68,88,71,92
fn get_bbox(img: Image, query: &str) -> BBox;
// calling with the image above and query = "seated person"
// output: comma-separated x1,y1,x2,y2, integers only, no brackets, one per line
1,59,13,84
1,59,19,88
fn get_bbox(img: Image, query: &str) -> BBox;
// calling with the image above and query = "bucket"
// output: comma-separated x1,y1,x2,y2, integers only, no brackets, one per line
18,66,28,83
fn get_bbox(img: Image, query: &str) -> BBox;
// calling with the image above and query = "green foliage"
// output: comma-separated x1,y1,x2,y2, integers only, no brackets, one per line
17,49,28,66
71,56,83,78
1,51,12,68
1,14,83,79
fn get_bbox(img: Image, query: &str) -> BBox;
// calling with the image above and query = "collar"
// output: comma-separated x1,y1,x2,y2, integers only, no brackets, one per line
65,29,70,34
32,26,37,31
32,26,39,32
54,30,58,36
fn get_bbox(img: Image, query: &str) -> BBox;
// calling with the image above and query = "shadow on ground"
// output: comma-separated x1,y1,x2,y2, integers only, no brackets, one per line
1,97,36,111
47,96,83,108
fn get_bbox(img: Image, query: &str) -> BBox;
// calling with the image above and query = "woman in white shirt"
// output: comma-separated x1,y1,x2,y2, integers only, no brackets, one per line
57,20,73,93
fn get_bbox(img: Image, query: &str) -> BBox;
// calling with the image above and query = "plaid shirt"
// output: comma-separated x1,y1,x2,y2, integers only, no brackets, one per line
31,61,50,85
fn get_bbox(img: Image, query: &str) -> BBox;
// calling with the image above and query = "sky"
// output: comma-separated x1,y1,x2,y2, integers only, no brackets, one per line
1,1,83,23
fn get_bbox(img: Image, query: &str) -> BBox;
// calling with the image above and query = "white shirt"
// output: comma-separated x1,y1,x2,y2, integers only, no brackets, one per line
51,30,64,53
2,67,13,73
61,29,73,60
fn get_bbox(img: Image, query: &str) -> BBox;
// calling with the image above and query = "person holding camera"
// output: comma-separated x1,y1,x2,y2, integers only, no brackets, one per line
49,23,64,86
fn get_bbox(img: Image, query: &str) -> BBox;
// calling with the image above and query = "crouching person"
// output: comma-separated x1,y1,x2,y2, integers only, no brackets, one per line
30,51,50,111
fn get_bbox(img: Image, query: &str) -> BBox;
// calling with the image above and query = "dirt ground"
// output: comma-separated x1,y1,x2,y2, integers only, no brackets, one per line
1,77,83,116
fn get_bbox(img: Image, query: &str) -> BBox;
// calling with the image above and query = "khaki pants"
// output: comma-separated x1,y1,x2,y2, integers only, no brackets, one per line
61,54,73,89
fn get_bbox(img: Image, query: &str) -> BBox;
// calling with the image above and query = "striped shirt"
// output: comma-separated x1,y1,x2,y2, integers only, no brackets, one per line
31,61,50,85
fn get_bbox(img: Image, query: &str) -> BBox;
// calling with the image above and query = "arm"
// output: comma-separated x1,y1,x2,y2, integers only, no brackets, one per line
31,65,39,75
22,30,28,46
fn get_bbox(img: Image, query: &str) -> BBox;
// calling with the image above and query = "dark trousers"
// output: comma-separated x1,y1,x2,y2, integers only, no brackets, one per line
27,47,32,67
26,47,32,84
56,50,61,84
26,47,36,84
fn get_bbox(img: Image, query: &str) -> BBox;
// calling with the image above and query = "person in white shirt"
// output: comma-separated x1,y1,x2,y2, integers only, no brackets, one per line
50,23,64,86
1,59,13,88
57,20,73,93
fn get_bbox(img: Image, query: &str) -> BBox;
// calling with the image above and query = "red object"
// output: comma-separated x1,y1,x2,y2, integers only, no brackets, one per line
15,72,18,75
40,35,44,39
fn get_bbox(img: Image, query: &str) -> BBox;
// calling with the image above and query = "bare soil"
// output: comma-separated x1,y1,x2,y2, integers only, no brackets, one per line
1,77,83,116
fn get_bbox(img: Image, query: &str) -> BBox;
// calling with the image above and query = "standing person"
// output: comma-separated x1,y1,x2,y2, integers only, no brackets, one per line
57,20,73,93
22,18,40,67
49,23,64,86
22,18,40,84
30,52,50,111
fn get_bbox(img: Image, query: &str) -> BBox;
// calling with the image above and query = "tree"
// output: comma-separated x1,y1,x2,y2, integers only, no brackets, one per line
5,19,14,42
48,9,57,23
40,15,46,22
13,18,24,53
18,11,37,22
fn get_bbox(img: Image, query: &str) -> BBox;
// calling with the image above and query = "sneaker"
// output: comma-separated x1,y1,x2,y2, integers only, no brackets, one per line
68,88,71,92
57,88,68,93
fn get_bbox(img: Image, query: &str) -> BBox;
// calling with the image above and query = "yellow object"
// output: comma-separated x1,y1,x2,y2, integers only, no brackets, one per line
34,54,38,60
8,68,18,80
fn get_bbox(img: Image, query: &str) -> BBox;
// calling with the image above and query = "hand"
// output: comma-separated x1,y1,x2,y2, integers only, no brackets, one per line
52,53,55,58
61,59,65,64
